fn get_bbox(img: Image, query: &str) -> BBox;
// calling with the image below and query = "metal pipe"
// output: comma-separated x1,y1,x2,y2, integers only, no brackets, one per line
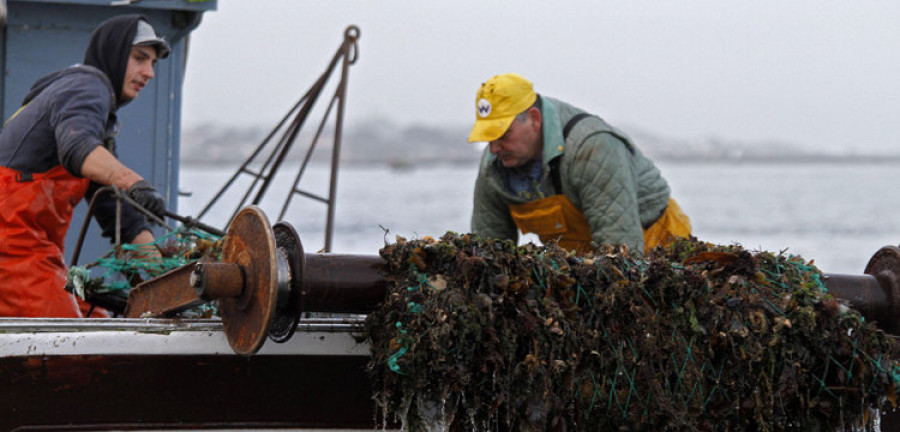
187,253,385,314
300,253,385,314
822,273,892,330
192,262,244,300
188,250,900,334
324,26,360,252
164,210,225,237
283,253,900,337
284,255,900,333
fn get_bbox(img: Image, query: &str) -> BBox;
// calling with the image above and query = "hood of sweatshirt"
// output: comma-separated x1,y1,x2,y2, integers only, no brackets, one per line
83,14,144,105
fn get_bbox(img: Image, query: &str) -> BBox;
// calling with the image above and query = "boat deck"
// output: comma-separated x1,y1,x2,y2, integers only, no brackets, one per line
0,317,384,431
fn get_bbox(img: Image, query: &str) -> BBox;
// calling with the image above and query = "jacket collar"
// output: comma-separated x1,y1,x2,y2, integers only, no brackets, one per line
539,95,566,165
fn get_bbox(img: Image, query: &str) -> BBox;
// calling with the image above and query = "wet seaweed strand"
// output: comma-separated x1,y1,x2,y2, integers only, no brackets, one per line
364,233,900,431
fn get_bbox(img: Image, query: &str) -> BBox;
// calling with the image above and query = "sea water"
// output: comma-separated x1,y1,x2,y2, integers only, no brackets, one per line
178,160,900,275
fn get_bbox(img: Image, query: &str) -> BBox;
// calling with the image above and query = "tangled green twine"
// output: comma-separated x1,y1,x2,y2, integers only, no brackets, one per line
67,225,222,297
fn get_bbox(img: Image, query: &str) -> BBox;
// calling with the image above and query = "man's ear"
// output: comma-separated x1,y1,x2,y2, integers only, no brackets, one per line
529,106,542,130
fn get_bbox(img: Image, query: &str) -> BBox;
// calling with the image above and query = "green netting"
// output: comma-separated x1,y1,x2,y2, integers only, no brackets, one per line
67,225,222,315
364,233,900,431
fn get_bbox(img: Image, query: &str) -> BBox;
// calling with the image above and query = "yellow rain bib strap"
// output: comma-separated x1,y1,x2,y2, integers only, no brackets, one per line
509,194,593,254
643,198,692,252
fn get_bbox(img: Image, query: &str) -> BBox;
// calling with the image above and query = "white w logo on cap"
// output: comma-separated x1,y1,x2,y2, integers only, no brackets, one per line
477,98,492,118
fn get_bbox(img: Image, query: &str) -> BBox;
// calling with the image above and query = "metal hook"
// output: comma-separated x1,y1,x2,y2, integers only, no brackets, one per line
345,25,360,65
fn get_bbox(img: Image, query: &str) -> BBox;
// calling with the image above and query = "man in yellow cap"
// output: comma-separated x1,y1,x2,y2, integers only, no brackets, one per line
469,73,691,254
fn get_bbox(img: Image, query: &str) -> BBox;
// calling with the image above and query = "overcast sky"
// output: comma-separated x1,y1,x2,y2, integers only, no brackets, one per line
180,1,900,153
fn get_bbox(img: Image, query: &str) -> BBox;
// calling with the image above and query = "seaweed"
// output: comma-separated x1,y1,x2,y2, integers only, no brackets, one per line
364,233,900,431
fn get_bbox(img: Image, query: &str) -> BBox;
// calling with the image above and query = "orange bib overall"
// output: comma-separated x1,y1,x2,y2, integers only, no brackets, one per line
0,165,102,317
509,195,691,254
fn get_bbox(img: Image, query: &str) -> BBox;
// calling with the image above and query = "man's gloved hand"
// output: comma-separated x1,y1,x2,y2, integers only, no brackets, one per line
127,179,166,219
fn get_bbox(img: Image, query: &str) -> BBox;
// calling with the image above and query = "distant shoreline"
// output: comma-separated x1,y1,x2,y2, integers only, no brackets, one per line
180,154,900,168
181,122,899,168
655,154,900,165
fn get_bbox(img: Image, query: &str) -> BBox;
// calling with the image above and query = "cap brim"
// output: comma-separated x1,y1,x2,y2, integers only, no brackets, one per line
468,116,515,142
135,40,170,59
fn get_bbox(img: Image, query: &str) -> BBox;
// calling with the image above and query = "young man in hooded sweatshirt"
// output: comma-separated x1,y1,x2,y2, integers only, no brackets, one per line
0,15,169,317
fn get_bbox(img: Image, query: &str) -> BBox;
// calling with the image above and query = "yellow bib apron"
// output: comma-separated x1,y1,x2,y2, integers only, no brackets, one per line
509,195,691,254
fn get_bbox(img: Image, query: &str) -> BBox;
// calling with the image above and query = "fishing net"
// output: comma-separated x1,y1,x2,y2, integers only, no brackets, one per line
364,233,900,431
67,225,223,316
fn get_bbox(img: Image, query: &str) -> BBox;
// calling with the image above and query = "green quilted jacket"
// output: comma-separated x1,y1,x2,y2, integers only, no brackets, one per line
471,96,670,252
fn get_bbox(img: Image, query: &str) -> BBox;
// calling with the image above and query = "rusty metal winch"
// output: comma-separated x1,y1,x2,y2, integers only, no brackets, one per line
125,206,900,355
125,206,385,355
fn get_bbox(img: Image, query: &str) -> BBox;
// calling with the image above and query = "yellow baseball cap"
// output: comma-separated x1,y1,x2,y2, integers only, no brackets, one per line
467,73,538,142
